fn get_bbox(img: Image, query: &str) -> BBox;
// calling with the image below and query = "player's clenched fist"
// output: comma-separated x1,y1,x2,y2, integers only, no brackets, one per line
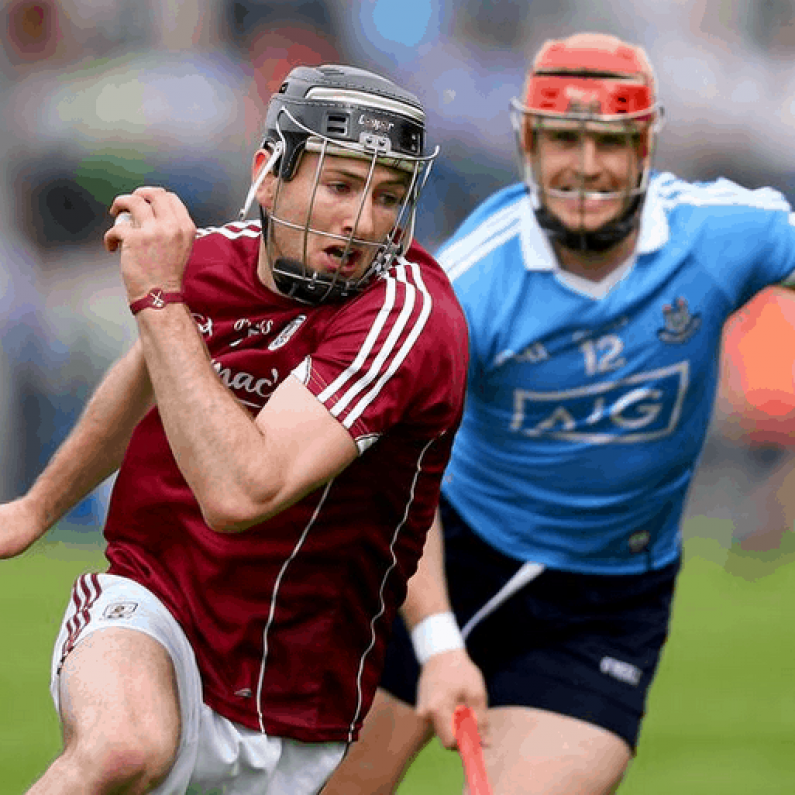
415,648,490,750
104,186,196,305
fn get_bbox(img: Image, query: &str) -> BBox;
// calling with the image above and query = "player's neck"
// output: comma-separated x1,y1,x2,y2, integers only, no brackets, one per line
257,245,281,294
553,230,639,283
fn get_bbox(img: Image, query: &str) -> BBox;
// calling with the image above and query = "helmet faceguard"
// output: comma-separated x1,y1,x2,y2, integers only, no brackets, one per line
510,34,664,252
240,64,439,304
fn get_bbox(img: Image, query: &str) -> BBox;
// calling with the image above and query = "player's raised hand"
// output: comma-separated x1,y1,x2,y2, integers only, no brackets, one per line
104,187,196,304
0,496,51,559
415,647,489,750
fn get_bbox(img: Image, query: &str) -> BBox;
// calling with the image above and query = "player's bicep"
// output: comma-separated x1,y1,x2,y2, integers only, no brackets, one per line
252,374,357,516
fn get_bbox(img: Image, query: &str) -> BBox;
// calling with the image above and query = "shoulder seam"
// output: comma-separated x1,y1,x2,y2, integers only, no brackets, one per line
440,199,524,282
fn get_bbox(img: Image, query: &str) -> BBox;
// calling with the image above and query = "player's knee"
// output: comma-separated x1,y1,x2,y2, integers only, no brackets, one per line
324,751,402,794
66,730,178,794
325,737,426,794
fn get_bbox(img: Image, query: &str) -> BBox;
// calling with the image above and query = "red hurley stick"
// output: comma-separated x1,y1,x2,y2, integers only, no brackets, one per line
453,706,493,795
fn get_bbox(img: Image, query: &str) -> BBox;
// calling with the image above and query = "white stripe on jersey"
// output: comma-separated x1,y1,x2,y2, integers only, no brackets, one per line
655,173,791,212
255,480,334,734
196,221,262,240
439,199,520,269
326,273,414,418
441,199,523,283
342,261,433,428
319,279,398,408
345,433,439,744
318,258,433,429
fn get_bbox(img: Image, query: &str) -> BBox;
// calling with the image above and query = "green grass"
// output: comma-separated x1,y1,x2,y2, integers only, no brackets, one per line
1,539,106,794
3,524,794,794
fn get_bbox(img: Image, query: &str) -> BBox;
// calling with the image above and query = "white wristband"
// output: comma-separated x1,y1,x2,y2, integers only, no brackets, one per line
410,611,465,666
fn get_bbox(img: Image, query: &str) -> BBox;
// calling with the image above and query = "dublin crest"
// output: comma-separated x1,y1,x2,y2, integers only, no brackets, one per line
657,297,702,344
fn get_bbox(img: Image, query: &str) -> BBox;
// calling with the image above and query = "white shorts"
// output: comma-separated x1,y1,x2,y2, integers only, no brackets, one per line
50,573,345,795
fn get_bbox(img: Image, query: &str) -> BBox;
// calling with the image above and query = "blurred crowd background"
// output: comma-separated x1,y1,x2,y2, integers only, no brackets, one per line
1,0,794,550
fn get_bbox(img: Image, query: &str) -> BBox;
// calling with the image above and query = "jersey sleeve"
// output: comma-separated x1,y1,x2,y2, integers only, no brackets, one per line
690,182,795,307
436,185,527,388
292,258,468,452
448,271,489,389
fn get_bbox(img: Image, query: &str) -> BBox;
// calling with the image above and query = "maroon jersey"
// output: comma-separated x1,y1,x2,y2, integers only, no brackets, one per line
104,220,468,743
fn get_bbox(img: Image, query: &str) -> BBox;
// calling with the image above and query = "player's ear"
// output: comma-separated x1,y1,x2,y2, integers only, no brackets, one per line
251,148,277,209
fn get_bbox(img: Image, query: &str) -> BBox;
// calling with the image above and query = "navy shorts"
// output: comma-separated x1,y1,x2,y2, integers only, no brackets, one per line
380,496,680,750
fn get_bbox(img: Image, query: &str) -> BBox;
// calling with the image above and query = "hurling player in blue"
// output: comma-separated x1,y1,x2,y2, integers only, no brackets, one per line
325,32,795,795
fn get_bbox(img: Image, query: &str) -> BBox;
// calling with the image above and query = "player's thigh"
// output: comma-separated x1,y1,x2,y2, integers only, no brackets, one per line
58,626,181,771
481,706,630,795
323,688,433,794
50,573,204,789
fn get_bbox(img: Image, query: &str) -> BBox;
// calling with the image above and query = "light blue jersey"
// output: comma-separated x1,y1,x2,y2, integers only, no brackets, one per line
438,171,795,574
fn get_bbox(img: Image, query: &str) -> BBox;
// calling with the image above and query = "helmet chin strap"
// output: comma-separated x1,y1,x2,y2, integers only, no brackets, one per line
534,194,643,253
271,257,362,304
258,206,365,305
239,143,284,221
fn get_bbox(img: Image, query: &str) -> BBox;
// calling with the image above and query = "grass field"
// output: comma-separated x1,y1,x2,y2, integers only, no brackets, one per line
2,523,794,794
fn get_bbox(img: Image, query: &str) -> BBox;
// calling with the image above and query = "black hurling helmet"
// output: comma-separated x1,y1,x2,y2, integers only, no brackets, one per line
240,64,438,304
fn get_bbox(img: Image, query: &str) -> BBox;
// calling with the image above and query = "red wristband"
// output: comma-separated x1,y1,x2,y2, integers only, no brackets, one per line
129,289,186,316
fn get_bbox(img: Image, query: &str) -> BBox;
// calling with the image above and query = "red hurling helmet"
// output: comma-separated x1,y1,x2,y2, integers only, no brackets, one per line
511,33,664,252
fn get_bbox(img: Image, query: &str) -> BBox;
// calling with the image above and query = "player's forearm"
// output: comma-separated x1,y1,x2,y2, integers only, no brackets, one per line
27,342,154,529
135,305,278,532
401,508,455,629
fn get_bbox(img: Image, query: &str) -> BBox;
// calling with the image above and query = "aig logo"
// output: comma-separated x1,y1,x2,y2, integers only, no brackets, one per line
510,361,689,443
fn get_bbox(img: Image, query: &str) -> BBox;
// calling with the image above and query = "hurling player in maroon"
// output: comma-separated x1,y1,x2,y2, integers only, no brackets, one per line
1,65,467,795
